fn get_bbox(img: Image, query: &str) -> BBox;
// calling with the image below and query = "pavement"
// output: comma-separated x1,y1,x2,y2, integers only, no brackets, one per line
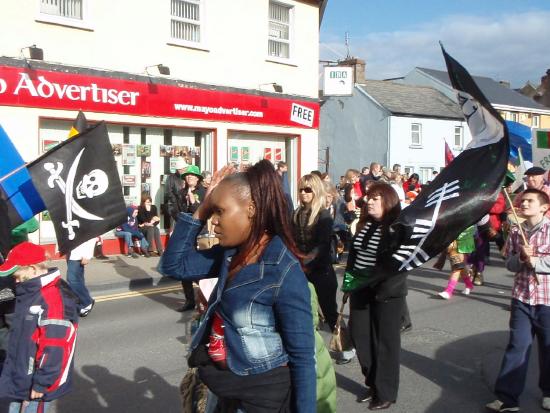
51,253,179,295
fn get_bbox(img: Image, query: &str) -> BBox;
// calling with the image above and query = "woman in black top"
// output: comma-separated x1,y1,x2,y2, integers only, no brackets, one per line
346,182,405,410
137,193,163,255
292,174,338,331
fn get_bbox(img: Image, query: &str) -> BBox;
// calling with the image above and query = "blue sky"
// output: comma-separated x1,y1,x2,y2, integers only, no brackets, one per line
320,0,550,87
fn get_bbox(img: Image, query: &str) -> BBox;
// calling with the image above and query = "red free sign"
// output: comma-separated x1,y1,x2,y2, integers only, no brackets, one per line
0,65,319,128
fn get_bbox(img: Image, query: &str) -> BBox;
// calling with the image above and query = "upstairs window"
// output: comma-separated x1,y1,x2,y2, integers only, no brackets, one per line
533,115,540,128
171,0,202,45
268,2,292,59
411,123,422,146
509,112,518,122
454,126,463,148
40,0,82,19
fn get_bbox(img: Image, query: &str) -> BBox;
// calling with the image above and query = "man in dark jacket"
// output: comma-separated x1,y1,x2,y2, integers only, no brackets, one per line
165,157,188,228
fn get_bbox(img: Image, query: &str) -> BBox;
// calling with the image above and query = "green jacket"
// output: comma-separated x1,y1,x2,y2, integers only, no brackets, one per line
456,225,475,254
309,283,337,413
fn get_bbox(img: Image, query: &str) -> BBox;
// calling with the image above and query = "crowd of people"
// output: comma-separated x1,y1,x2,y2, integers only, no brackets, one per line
1,156,549,413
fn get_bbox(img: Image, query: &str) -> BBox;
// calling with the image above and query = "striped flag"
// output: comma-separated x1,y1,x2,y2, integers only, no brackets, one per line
68,111,89,138
0,126,46,229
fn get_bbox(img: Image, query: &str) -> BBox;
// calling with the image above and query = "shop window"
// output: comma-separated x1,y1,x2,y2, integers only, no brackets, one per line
454,126,463,149
170,0,204,47
410,123,422,147
37,0,91,29
268,1,292,60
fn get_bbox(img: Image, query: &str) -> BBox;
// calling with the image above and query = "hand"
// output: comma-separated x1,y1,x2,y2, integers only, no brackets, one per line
193,164,236,221
520,245,533,261
30,390,44,399
187,188,196,205
81,258,90,266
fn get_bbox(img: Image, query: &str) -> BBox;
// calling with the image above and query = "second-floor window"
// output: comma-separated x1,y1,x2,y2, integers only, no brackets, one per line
268,1,292,59
40,0,83,20
411,123,422,146
509,112,518,122
533,115,540,128
171,0,202,44
454,126,463,148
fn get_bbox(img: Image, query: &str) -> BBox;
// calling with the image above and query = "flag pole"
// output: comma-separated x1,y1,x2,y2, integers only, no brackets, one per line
0,163,28,184
502,188,540,285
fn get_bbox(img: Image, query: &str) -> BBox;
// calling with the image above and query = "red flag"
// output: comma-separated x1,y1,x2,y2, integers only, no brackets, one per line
445,140,455,166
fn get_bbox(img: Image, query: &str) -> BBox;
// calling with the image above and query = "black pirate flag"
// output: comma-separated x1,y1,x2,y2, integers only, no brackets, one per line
28,122,126,254
387,46,509,272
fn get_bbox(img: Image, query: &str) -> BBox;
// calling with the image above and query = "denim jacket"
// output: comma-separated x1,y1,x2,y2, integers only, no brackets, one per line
158,213,316,413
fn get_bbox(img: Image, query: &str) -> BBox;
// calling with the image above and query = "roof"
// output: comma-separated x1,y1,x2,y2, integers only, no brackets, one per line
416,67,548,111
357,81,464,119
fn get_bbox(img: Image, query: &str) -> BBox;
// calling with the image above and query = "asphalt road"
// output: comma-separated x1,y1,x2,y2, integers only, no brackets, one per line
1,251,546,412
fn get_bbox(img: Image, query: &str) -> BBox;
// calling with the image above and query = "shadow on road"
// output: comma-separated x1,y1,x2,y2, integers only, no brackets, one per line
56,365,181,413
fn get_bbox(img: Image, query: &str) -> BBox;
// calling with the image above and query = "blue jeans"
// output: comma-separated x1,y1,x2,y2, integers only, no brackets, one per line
9,400,51,413
114,231,149,251
495,299,550,407
66,259,93,311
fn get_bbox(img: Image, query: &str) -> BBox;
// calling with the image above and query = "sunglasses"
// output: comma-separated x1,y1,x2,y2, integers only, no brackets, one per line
299,187,313,193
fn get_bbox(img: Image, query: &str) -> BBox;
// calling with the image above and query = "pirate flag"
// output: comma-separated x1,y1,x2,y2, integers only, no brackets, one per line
28,122,126,254
388,46,509,272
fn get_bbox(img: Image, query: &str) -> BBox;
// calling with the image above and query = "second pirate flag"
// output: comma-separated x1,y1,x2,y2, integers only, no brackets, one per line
28,122,126,254
387,46,510,272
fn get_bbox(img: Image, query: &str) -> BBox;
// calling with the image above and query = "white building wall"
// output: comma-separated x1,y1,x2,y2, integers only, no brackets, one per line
0,0,320,98
389,116,472,183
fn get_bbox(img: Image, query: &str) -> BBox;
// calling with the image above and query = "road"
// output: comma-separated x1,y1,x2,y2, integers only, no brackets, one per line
1,251,546,412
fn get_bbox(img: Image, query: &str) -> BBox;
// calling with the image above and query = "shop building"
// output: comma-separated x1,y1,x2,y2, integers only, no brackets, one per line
0,0,326,252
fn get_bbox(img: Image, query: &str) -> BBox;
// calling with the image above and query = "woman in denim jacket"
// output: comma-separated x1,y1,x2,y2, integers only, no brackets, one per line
158,160,316,413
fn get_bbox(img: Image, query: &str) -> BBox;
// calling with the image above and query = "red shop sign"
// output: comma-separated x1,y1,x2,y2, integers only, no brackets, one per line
0,65,319,129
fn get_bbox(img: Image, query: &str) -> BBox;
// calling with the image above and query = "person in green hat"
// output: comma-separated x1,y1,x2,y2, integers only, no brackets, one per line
175,165,207,312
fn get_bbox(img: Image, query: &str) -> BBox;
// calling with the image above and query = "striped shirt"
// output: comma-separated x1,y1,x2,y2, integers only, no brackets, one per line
505,217,550,306
353,222,382,270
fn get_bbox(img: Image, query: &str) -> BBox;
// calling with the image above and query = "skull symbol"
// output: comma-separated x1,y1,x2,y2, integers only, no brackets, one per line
76,169,109,199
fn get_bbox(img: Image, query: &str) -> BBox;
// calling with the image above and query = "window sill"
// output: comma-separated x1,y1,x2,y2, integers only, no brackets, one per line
167,40,209,52
453,147,463,151
35,14,93,31
409,145,423,149
265,57,297,67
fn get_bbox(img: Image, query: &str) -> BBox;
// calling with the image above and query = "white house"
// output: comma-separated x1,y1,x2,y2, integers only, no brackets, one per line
0,0,326,252
319,64,471,183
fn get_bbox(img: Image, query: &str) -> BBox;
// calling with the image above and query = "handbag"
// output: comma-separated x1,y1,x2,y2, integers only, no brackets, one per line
329,294,353,352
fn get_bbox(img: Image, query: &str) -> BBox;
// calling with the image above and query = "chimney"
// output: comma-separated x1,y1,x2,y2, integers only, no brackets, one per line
498,80,511,89
339,58,366,84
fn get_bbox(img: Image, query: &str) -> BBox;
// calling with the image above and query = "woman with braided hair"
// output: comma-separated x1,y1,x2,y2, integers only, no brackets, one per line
159,160,316,413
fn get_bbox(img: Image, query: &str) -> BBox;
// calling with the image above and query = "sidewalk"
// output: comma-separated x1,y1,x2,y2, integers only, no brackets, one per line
52,254,179,295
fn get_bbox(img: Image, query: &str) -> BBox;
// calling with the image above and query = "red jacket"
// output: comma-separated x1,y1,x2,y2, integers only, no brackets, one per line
489,192,506,231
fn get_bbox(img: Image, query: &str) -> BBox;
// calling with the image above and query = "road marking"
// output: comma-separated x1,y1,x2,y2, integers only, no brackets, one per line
94,285,182,302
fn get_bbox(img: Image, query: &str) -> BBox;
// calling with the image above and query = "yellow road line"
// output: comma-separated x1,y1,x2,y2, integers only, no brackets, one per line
94,285,182,302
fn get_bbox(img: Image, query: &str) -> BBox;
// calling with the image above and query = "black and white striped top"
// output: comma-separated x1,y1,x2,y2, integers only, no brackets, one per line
353,222,382,270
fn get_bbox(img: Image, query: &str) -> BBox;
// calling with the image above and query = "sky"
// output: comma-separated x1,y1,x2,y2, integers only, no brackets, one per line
320,0,550,88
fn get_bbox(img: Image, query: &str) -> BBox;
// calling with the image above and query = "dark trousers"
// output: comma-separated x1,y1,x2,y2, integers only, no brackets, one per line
182,281,195,305
307,266,338,331
495,299,550,407
140,226,163,253
199,364,291,412
349,290,404,402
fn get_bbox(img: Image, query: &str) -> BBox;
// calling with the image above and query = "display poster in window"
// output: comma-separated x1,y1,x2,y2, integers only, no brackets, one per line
41,210,52,222
160,145,173,157
42,140,60,153
122,174,136,187
136,144,151,157
160,174,168,186
241,147,250,162
141,182,151,194
263,148,272,161
169,157,181,173
274,148,282,162
122,144,136,166
112,144,122,156
124,195,137,206
230,146,239,162
141,161,151,179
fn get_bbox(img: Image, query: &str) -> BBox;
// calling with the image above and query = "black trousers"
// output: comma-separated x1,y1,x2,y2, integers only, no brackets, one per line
181,281,195,305
349,290,404,402
199,363,291,413
307,266,338,331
